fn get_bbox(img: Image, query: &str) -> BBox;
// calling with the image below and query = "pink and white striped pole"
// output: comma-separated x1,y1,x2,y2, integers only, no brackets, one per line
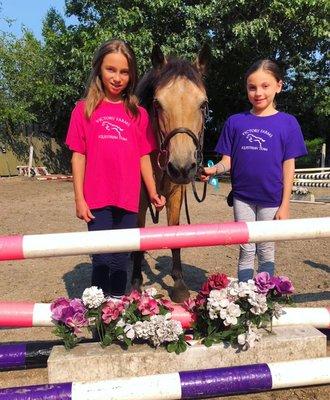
0,217,329,261
0,302,329,329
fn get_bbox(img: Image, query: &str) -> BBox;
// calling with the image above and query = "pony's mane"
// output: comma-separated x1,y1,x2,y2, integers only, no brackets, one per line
137,57,204,111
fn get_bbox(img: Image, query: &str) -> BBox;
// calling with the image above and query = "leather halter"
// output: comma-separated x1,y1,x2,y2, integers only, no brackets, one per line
153,99,208,172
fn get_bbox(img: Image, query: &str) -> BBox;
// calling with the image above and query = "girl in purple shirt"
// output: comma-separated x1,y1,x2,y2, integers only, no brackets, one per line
202,59,307,282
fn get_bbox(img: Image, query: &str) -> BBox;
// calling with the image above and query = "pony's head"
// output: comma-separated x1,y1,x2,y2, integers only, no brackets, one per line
137,45,210,184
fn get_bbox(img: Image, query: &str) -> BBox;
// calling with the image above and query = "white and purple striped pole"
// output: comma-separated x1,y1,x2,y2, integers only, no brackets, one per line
0,357,329,399
0,217,329,261
0,302,329,329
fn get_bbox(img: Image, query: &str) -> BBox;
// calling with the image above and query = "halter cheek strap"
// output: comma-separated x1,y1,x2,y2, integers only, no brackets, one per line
153,99,208,172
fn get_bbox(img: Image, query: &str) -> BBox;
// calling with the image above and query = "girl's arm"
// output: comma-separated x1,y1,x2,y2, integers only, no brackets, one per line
71,152,95,222
140,154,166,210
200,155,231,181
275,158,295,220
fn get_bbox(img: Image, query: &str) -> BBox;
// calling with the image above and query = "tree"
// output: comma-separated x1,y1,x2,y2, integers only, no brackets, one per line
0,0,328,156
0,30,52,136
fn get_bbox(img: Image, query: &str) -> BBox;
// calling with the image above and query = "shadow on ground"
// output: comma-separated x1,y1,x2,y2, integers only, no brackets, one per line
304,259,330,274
292,291,330,303
63,262,92,298
136,253,208,296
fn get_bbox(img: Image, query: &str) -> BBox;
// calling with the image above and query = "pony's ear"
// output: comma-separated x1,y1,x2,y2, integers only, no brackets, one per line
151,44,166,69
195,43,211,76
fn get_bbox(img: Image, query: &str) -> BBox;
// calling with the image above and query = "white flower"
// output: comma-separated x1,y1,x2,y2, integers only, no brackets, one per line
248,292,268,315
207,289,230,319
124,324,135,340
145,287,157,297
228,280,256,299
272,302,284,319
209,289,228,301
82,286,105,308
133,315,183,347
116,318,125,328
237,326,261,350
219,302,241,326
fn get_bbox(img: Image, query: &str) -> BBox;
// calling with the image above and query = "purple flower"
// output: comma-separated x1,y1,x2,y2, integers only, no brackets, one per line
51,297,87,325
69,299,86,314
51,297,71,322
254,272,275,294
273,276,294,295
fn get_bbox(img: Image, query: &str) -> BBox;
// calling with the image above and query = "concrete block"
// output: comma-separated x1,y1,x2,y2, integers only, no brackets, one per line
48,326,326,383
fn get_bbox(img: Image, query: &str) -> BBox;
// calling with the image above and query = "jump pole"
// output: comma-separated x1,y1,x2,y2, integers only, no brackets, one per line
0,339,96,371
0,357,329,400
0,302,329,329
0,217,329,261
294,172,330,179
0,305,328,372
295,167,330,172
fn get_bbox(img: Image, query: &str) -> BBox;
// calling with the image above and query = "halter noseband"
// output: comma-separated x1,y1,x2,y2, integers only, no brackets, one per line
154,100,208,171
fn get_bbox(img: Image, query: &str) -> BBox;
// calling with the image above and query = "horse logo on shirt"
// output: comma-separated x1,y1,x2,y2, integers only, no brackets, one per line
245,133,266,150
101,121,127,141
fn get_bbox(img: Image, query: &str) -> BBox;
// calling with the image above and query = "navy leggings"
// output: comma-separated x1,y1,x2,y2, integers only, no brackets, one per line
87,206,137,297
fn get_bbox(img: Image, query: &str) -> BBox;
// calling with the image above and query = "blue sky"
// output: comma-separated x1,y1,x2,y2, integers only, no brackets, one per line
0,0,76,40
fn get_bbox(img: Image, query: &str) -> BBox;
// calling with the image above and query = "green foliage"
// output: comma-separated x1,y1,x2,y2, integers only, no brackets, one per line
297,137,325,167
52,323,82,350
0,0,328,151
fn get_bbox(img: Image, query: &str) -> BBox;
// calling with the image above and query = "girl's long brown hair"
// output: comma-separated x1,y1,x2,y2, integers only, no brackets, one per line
244,59,283,83
84,39,139,119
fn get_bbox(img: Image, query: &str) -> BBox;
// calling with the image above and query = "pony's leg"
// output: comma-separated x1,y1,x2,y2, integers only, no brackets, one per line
131,187,148,292
166,181,190,303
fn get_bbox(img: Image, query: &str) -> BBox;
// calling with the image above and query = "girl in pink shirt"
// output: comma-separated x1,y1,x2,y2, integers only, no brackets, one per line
66,39,165,298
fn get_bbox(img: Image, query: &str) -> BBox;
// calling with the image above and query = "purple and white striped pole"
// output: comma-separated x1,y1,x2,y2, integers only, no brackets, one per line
0,357,329,399
0,217,329,261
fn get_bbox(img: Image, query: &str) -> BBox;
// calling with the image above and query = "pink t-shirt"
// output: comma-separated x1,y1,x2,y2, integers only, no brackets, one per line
65,100,156,212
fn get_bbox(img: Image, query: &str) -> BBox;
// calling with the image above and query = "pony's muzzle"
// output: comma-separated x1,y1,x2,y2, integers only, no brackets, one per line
167,161,197,184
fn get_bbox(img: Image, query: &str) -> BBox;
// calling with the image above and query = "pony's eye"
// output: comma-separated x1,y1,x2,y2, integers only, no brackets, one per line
153,99,163,110
200,100,208,113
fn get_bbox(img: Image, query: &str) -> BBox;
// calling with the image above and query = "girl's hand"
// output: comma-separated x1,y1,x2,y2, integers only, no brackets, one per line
200,166,217,182
274,204,290,220
150,193,166,211
75,198,95,223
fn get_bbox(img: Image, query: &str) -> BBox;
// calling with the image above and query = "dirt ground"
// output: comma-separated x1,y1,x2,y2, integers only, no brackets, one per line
0,177,329,399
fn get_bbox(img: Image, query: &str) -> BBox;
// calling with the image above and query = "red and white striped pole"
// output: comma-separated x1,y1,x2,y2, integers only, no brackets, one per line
0,302,329,329
0,217,329,261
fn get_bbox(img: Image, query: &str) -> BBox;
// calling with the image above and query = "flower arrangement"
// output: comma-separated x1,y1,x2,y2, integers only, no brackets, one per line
51,286,187,353
51,272,293,353
187,272,294,350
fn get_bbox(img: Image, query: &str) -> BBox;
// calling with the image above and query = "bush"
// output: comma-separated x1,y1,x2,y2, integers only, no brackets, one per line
296,137,325,168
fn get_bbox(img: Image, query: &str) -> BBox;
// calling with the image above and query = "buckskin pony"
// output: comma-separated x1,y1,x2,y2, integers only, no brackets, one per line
131,45,210,303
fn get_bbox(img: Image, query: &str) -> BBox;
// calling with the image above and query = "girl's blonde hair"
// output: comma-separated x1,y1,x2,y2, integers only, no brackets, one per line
84,39,139,119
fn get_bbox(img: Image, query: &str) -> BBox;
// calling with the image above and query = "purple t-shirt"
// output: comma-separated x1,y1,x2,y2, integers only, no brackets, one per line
215,111,307,207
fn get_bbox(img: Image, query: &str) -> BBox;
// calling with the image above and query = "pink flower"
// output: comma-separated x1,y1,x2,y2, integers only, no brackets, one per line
66,312,88,334
195,293,206,308
123,290,141,304
159,298,174,311
183,298,196,312
254,272,276,294
200,274,229,296
137,295,159,316
273,276,294,295
102,300,125,324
